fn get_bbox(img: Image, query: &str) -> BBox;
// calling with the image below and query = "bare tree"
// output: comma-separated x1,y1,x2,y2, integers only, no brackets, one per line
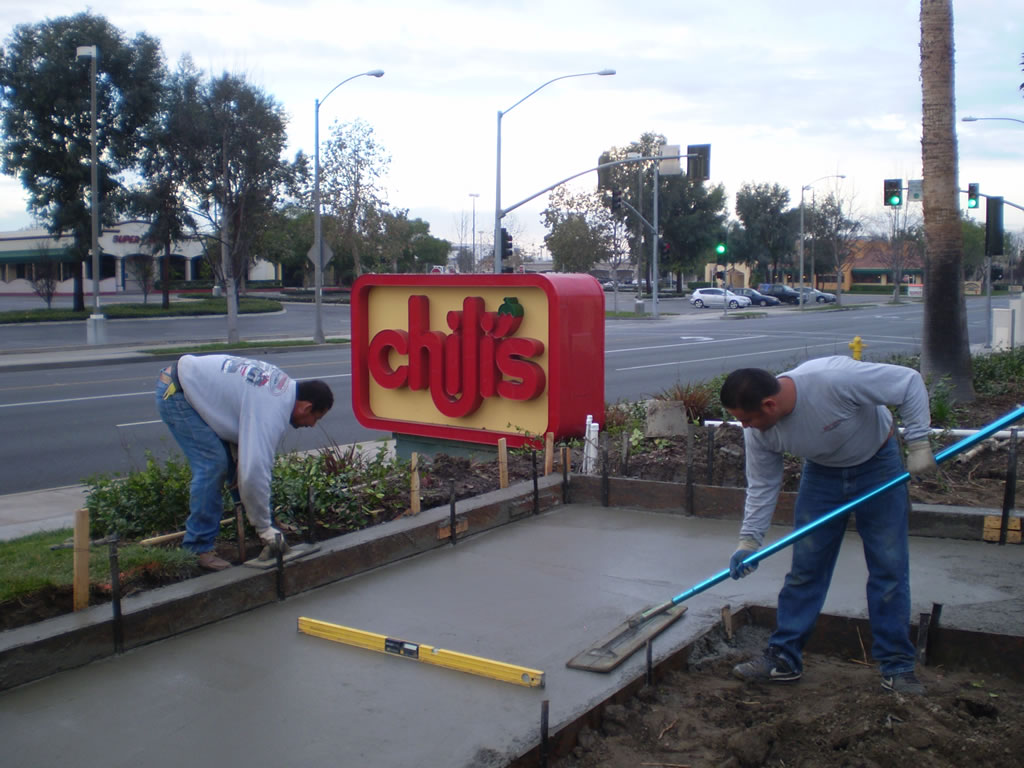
920,0,973,401
866,206,924,303
809,191,861,305
30,246,60,309
451,211,473,272
124,253,157,304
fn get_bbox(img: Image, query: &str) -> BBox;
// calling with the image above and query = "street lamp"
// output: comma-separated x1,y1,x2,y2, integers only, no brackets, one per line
493,69,615,273
962,115,1024,125
77,45,106,345
799,174,845,309
469,193,479,272
313,69,384,343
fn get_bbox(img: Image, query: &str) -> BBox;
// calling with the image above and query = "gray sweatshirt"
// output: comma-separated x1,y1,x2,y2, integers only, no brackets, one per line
177,354,296,531
740,356,931,543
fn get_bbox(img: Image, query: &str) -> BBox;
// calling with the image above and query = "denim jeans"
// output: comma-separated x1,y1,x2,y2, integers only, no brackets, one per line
155,376,233,554
769,435,916,677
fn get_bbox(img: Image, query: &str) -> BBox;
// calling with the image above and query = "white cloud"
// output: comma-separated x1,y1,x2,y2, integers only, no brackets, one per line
1,0,1021,245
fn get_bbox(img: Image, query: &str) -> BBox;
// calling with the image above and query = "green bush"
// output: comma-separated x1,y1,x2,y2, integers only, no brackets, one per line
86,453,207,539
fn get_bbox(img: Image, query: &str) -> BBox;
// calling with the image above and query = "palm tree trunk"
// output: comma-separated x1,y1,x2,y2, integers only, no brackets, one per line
920,0,974,401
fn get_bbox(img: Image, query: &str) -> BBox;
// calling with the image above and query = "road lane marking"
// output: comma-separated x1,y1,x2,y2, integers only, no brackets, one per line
607,335,767,354
0,373,352,409
614,343,849,371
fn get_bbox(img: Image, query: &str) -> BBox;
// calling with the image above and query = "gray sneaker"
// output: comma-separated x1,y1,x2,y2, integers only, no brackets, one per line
732,647,801,683
197,550,231,571
882,671,925,695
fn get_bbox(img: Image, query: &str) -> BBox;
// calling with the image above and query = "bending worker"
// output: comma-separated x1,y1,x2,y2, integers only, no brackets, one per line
719,356,937,695
155,354,333,571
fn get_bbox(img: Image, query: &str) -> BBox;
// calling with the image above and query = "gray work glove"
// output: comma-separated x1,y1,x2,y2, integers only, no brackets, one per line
729,536,760,580
906,439,938,476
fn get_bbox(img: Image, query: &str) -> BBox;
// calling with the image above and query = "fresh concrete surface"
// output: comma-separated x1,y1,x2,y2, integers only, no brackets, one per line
2,503,1022,768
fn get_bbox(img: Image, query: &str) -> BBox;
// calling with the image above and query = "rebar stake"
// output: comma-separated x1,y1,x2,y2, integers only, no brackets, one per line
108,536,123,654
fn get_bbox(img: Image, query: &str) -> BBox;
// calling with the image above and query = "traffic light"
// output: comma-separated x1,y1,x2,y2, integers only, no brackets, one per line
986,196,1004,257
967,183,980,209
500,228,513,261
883,179,903,207
686,144,711,180
611,188,622,212
661,241,671,256
715,242,727,256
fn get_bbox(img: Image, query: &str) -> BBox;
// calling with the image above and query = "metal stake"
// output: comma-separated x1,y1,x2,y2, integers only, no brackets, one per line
1000,429,1017,545
275,533,285,600
449,480,457,546
539,699,550,768
532,450,539,515
108,537,123,653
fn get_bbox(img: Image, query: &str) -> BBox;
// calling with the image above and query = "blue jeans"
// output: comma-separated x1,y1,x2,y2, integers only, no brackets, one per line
155,376,233,554
769,435,916,677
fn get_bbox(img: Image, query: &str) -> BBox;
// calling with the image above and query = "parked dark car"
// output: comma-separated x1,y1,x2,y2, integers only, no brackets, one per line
757,283,801,304
729,287,780,306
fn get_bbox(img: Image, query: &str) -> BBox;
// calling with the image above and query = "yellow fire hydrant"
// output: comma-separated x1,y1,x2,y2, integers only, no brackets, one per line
848,335,866,360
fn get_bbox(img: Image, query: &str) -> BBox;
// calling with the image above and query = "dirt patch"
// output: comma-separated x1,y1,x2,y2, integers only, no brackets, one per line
554,625,1024,768
619,392,1024,510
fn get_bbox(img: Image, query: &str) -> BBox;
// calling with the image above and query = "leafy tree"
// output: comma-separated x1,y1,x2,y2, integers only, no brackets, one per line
320,118,391,281
0,12,164,310
597,132,665,289
542,186,611,274
124,253,156,303
920,0,973,401
734,182,796,282
133,56,200,308
960,215,986,280
173,71,289,341
658,175,728,290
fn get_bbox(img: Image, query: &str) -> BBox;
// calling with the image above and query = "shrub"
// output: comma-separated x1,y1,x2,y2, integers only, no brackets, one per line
86,453,205,539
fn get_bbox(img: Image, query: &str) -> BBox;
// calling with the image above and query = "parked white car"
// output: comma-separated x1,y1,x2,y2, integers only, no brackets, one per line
688,288,752,309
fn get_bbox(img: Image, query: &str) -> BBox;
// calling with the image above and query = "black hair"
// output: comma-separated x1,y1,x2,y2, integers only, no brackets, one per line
296,379,334,413
719,368,780,412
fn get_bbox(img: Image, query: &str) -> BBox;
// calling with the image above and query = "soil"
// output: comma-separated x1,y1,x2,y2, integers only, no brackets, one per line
552,625,1024,768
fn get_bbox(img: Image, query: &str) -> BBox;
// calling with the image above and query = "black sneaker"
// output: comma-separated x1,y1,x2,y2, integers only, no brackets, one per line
731,647,801,683
882,671,925,695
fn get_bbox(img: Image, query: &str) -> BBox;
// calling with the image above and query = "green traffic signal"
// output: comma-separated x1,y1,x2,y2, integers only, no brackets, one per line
883,179,903,207
715,243,727,255
967,183,979,208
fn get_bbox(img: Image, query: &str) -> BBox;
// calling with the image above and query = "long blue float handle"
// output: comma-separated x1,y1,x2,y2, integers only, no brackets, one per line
630,403,1024,626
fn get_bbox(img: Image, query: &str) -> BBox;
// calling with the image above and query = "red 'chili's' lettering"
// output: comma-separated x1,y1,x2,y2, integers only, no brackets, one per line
367,295,545,417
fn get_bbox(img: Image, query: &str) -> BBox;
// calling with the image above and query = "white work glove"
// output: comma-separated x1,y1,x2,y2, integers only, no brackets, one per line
257,525,286,549
729,535,760,580
906,439,938,477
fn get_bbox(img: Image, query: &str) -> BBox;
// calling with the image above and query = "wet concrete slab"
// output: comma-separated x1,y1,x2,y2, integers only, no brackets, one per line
2,503,1022,768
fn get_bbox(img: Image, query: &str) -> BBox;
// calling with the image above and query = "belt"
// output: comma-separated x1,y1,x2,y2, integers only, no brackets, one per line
159,362,184,400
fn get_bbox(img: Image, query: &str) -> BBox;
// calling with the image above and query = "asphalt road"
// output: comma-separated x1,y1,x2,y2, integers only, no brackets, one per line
0,294,1001,494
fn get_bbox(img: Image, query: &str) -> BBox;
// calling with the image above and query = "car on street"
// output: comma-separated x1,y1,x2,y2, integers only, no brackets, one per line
797,286,837,304
757,283,802,304
728,287,780,306
688,287,752,309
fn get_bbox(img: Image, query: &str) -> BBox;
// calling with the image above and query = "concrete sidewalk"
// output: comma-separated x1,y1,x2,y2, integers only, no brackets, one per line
1,501,1021,768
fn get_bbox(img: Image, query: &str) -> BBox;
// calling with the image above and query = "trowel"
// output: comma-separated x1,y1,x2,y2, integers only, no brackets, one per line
568,403,1024,673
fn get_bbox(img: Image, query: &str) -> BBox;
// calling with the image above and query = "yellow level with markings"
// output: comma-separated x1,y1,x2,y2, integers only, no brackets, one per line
297,617,545,688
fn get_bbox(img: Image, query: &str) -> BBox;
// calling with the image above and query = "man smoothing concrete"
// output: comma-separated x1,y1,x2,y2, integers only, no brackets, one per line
719,356,938,695
155,354,333,570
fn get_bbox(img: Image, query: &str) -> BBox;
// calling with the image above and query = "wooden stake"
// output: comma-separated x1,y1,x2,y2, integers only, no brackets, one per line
410,452,421,515
498,438,509,488
544,432,554,475
73,508,90,612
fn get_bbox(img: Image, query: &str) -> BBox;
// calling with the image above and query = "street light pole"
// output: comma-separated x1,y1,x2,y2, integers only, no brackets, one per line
493,69,615,274
313,69,384,343
798,174,845,310
76,45,106,345
962,115,1024,125
469,193,479,272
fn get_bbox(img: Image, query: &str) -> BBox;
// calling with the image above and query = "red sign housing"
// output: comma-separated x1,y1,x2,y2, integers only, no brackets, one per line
351,273,604,447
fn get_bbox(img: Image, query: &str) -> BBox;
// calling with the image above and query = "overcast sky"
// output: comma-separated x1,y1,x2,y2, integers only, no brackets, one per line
1,0,1021,255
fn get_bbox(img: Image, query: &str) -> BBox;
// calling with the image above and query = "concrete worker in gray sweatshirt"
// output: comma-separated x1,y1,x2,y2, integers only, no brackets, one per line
156,355,334,571
718,356,937,695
